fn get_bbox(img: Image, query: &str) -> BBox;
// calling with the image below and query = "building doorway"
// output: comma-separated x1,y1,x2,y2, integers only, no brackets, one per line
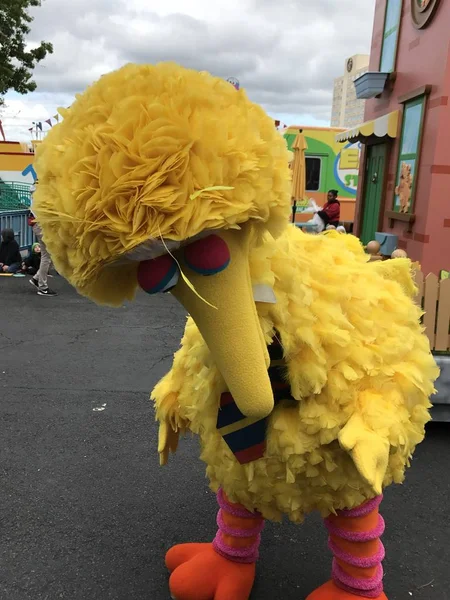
359,143,387,244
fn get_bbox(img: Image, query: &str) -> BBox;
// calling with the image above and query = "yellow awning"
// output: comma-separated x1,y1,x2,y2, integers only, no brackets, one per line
336,110,399,143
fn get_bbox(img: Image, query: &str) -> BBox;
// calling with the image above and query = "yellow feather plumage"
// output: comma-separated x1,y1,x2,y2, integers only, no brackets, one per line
30,62,439,526
152,228,439,522
32,62,291,305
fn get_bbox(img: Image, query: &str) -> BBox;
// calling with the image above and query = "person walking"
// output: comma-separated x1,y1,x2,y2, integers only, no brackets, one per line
28,180,57,296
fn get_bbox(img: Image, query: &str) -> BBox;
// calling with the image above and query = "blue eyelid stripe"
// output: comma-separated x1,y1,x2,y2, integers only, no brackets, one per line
147,262,179,294
185,258,230,276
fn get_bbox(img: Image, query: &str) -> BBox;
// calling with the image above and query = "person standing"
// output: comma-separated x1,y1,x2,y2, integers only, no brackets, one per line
28,180,57,296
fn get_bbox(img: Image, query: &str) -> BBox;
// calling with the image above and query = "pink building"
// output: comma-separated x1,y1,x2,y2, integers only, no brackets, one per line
337,0,450,274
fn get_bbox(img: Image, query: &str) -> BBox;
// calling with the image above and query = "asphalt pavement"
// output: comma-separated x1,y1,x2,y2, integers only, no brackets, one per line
1,275,449,600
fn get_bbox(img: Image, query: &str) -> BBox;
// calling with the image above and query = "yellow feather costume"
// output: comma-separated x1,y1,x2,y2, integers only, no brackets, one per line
153,228,438,521
31,62,439,600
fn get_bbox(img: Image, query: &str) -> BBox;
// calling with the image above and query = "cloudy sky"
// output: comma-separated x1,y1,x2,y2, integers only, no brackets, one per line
2,0,375,141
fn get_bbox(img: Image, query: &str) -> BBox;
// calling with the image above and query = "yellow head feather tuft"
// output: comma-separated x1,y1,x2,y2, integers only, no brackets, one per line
32,62,292,305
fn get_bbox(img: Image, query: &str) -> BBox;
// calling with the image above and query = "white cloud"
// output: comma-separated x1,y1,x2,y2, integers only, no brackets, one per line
1,0,375,141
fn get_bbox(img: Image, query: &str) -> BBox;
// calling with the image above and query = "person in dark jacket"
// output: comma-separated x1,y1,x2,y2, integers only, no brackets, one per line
0,229,22,274
317,189,341,228
22,242,41,275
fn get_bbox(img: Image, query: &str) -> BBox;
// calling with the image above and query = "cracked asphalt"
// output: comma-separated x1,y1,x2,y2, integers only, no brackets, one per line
1,275,449,600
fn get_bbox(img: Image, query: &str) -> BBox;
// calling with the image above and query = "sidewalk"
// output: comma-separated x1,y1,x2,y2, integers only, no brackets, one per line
434,355,450,421
1,277,449,599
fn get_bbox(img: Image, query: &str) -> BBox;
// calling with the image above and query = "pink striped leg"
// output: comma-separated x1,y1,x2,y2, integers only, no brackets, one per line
166,489,263,600
307,496,388,599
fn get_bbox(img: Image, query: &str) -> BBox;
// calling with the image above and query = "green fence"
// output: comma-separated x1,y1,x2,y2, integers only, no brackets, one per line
0,181,32,211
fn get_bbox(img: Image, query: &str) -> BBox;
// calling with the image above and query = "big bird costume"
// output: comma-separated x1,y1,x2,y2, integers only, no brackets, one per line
32,63,439,600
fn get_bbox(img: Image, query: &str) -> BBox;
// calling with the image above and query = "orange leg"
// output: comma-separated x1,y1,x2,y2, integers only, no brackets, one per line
166,489,263,600
307,495,388,600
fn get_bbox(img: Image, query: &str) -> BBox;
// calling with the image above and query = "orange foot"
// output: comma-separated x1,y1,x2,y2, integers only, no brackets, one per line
166,542,256,600
306,580,388,600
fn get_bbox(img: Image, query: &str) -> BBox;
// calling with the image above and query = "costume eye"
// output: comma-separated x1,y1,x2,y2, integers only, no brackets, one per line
184,235,230,276
137,254,179,294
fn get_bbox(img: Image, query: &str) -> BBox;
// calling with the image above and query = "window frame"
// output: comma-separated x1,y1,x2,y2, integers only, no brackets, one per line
392,93,427,215
379,0,403,74
305,155,322,192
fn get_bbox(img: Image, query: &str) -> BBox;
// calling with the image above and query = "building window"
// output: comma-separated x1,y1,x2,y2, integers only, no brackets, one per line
306,157,321,191
393,95,426,214
380,0,402,73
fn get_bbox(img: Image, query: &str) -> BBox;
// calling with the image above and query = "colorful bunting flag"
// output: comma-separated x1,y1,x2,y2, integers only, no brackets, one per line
45,118,53,127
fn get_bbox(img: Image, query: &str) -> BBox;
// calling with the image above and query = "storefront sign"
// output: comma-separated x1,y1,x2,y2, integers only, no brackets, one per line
334,142,361,196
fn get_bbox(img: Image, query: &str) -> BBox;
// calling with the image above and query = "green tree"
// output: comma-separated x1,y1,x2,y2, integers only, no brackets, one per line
0,0,53,105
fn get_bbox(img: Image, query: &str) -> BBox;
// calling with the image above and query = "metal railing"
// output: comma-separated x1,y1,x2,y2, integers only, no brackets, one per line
0,209,35,250
0,181,32,211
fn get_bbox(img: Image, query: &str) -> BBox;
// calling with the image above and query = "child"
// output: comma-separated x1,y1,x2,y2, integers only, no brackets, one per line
0,229,22,274
22,243,41,275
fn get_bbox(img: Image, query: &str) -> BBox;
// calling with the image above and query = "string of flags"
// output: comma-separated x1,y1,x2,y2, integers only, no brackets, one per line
25,105,287,137
28,113,60,135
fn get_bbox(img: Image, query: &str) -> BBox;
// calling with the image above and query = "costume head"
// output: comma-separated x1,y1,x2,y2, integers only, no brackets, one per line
32,62,292,419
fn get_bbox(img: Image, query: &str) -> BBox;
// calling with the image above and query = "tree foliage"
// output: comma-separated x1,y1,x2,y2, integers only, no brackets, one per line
0,0,53,104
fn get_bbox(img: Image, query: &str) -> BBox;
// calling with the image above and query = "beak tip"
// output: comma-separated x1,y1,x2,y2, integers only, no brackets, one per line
238,396,274,420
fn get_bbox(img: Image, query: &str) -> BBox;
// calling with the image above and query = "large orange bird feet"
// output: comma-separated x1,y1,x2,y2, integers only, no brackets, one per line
307,580,388,600
307,495,388,600
167,543,256,600
166,489,263,600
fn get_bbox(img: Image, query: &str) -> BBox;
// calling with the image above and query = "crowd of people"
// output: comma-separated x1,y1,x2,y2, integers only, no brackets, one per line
0,180,57,296
0,231,41,275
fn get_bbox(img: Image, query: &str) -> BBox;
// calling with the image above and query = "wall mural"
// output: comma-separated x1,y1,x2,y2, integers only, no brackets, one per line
393,97,425,214
395,162,413,213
